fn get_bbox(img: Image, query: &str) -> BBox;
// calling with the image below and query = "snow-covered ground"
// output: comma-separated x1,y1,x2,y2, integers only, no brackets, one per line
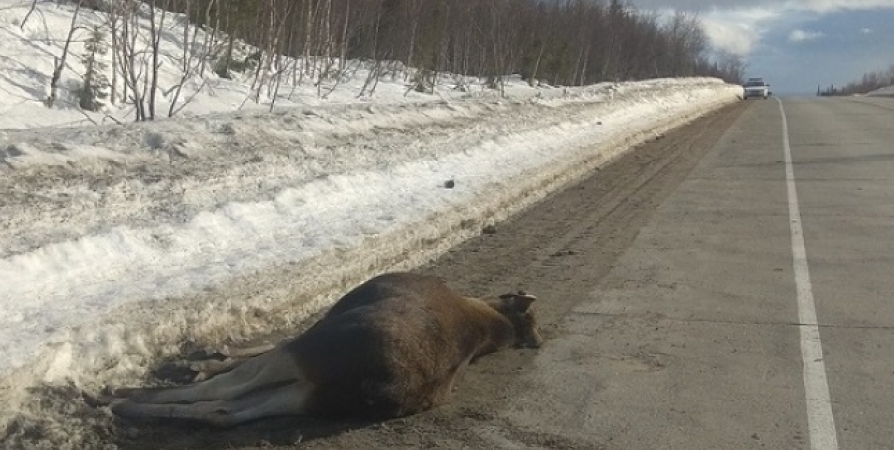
1,0,742,444
867,85,894,97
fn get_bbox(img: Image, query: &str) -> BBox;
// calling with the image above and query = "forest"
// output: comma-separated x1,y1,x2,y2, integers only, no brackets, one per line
818,64,894,96
163,0,745,84
42,0,745,120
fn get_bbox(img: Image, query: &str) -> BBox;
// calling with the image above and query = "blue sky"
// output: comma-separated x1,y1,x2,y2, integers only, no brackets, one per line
627,0,894,95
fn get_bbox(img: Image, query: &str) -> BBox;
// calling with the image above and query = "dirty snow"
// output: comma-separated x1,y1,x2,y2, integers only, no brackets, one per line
0,0,743,445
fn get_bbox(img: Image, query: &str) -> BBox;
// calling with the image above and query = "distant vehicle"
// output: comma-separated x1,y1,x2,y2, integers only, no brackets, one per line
743,78,771,99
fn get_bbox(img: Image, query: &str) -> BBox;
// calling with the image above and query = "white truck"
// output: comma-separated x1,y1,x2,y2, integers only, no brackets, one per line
743,78,771,99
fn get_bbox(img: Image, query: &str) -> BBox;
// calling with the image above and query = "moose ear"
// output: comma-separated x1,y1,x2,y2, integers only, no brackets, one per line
499,292,536,312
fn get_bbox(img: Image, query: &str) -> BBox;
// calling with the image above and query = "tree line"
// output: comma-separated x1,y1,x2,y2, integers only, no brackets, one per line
42,0,745,121
177,0,743,86
818,64,894,96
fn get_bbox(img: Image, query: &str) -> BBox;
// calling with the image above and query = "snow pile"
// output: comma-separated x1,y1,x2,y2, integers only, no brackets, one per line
1,0,742,445
866,85,894,97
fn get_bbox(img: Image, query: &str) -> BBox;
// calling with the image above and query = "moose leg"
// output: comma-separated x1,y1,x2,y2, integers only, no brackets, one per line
121,350,303,404
190,342,279,381
112,381,313,427
227,381,314,425
430,358,471,407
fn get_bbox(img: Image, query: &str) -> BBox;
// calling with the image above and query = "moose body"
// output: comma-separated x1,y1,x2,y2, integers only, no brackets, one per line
112,272,542,427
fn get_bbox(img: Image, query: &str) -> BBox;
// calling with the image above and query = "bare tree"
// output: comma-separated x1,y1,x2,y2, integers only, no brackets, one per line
146,0,168,120
19,0,39,30
198,0,217,73
167,0,214,116
107,0,120,104
47,0,84,108
118,0,147,121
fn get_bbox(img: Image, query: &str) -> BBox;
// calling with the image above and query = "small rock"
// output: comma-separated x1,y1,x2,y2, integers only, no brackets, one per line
444,179,455,189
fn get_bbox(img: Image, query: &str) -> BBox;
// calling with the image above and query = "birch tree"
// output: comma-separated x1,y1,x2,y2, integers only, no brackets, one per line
47,0,83,108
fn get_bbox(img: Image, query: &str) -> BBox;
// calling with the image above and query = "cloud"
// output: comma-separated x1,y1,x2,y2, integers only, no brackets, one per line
695,8,782,56
641,1,894,59
792,0,894,14
626,0,894,94
789,28,825,42
632,0,894,14
701,19,761,55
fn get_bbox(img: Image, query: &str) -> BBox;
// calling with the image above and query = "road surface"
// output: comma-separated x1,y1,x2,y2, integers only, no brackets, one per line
113,96,894,449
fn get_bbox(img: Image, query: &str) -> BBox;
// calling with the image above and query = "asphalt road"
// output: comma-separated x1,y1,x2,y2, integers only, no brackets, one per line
497,95,894,450
780,96,894,450
109,97,894,450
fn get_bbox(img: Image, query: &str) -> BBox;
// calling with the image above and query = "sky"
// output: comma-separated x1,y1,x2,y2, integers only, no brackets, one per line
629,0,894,95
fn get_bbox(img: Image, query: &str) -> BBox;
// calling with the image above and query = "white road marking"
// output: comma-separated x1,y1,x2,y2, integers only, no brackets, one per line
777,98,839,450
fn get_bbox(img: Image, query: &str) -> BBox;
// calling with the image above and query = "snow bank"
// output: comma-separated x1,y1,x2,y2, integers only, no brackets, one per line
867,85,894,97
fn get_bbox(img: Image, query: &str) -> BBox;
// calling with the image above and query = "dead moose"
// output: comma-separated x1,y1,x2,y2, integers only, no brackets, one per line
111,272,542,427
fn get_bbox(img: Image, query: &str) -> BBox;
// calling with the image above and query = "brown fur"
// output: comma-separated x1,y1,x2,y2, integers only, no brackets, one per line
111,272,541,426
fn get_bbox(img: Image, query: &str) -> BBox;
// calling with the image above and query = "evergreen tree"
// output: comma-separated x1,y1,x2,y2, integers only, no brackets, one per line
80,25,110,111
